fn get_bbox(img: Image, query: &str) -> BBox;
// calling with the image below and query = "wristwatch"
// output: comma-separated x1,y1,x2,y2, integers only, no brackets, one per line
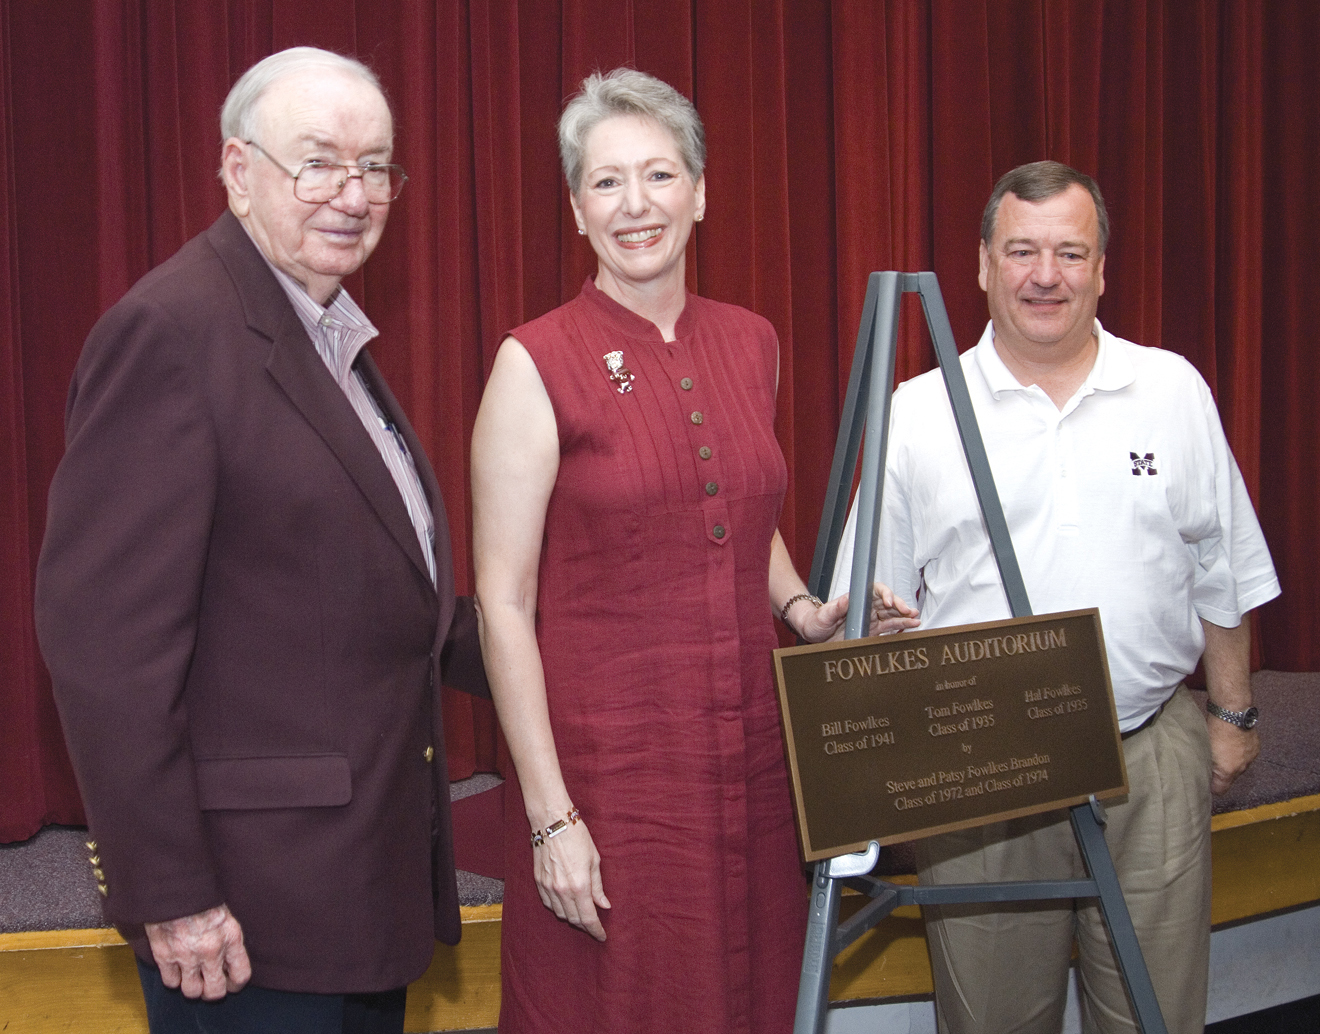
1206,700,1259,730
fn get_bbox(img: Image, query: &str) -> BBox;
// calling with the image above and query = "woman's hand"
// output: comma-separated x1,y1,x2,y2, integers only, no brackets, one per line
531,819,611,941
474,336,609,938
789,582,919,643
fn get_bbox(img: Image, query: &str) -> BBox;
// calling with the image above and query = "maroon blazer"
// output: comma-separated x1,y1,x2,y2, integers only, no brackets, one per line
34,210,488,994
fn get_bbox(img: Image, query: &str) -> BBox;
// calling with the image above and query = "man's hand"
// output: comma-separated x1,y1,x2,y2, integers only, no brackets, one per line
1207,717,1260,795
145,903,251,1000
1201,616,1257,795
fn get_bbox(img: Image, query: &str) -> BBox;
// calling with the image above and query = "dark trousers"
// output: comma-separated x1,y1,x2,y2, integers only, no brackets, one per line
136,958,407,1034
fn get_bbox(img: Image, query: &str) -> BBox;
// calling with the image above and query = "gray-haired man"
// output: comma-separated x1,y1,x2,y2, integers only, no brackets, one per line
37,47,486,1033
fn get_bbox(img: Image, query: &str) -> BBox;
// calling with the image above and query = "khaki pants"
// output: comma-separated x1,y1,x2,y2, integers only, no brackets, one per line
916,686,1212,1034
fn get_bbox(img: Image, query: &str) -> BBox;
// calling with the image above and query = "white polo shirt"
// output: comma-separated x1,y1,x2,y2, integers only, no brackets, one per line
831,320,1280,730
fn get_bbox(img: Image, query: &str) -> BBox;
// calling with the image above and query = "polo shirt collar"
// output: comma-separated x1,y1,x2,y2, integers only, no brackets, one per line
1084,321,1136,392
974,323,1028,399
974,319,1135,401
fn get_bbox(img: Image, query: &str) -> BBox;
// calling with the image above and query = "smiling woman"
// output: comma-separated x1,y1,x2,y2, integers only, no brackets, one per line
469,68,916,1034
567,113,705,335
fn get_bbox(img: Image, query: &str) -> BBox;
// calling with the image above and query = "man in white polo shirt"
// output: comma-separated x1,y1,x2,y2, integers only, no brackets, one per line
831,161,1279,1034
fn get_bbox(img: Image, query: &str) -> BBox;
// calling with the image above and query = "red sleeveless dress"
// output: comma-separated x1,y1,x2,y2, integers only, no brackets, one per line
498,278,807,1033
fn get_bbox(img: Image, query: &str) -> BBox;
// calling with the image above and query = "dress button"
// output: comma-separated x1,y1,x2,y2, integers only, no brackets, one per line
706,482,718,496
690,411,703,425
680,377,693,390
713,524,726,539
424,746,435,763
699,446,712,460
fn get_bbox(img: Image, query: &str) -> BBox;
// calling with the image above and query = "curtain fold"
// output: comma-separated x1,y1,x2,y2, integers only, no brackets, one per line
1,0,1314,841
1258,1,1319,670
0,0,54,842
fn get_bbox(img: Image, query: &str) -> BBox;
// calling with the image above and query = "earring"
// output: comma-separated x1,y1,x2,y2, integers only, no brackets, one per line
577,228,586,235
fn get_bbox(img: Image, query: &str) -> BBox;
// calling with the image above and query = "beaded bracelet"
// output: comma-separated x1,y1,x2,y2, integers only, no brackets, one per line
530,806,581,848
779,592,823,629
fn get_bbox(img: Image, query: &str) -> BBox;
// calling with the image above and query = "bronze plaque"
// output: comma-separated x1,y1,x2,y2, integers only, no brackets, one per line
774,609,1128,861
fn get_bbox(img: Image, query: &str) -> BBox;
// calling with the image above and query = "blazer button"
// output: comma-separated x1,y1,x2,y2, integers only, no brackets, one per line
680,377,693,390
690,411,703,425
705,482,718,496
699,446,712,460
424,746,435,763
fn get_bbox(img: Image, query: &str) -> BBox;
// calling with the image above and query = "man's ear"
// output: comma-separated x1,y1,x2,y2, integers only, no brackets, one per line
221,138,251,218
978,240,990,293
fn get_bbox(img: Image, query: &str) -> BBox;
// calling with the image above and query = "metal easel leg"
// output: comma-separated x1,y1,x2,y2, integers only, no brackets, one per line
794,843,881,1034
794,861,842,1034
1070,798,1169,1034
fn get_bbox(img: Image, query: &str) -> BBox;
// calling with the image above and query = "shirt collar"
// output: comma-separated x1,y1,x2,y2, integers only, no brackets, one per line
1083,321,1136,392
243,227,378,383
974,318,1134,400
973,322,1026,399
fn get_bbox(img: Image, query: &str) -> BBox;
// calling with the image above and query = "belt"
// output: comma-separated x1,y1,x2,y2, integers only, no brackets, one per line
1121,699,1168,739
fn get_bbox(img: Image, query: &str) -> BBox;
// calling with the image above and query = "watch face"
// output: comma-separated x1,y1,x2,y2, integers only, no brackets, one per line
1242,707,1260,729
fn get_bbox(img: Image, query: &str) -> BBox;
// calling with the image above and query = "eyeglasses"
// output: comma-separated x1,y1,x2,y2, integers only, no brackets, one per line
245,140,408,204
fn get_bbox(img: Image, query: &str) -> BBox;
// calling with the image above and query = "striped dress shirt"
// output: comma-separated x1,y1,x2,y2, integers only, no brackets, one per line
263,258,437,585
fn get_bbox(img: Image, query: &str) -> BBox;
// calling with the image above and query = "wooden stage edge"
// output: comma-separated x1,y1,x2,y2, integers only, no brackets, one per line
4,796,1319,1033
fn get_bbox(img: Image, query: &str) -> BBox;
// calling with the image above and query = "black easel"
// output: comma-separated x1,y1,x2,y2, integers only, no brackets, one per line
793,272,1167,1034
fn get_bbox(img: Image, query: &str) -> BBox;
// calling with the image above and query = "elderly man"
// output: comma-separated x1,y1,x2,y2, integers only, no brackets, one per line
35,47,486,1033
832,161,1279,1033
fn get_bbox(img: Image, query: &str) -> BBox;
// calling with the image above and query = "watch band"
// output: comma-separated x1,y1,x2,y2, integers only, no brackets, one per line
1206,700,1259,730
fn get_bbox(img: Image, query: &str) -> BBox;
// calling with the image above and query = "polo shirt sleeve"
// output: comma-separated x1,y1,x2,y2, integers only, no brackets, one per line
1190,372,1281,625
829,494,858,602
876,440,922,613
829,389,924,614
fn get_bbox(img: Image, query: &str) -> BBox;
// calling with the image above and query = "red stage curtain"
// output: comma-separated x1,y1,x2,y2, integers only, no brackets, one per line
1,0,1314,841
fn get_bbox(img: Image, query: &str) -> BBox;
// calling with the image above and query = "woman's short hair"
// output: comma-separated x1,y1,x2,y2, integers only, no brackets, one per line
558,68,706,196
981,160,1110,254
221,47,385,143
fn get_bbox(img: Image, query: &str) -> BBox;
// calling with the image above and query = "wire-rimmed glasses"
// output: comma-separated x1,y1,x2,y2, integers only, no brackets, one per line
246,140,408,204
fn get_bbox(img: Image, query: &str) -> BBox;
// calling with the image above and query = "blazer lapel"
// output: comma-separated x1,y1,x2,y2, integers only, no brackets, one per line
358,354,454,596
357,355,443,519
208,213,436,590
